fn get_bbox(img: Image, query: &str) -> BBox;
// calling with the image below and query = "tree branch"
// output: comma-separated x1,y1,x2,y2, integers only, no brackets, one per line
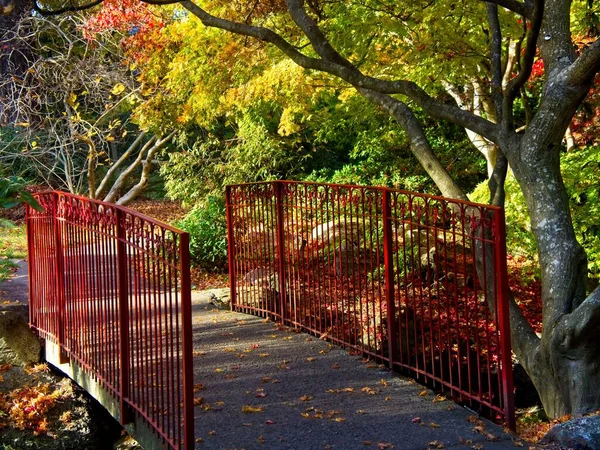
503,0,543,119
479,0,533,19
557,286,600,349
116,131,175,205
358,89,468,201
486,3,503,122
95,131,147,199
180,1,502,144
565,38,600,87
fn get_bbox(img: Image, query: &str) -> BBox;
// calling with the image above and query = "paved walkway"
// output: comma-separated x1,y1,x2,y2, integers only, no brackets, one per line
190,291,529,450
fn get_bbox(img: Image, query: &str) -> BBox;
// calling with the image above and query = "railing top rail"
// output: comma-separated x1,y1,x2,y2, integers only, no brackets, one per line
226,180,502,212
34,190,188,236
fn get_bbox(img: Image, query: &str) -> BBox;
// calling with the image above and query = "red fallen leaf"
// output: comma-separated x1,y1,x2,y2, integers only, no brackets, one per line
411,417,421,423
265,420,276,425
255,392,267,398
251,344,260,349
378,443,394,449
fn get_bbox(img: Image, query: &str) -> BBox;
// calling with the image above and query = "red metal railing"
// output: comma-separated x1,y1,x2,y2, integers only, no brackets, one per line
26,192,194,450
226,181,515,428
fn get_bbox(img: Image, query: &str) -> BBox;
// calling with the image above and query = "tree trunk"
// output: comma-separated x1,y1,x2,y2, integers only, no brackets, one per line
505,104,600,417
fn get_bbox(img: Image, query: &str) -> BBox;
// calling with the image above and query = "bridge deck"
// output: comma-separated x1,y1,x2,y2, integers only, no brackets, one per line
190,291,519,450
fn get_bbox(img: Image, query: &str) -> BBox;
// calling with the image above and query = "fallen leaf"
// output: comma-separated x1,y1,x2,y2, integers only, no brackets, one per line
242,405,264,413
208,430,216,436
262,377,272,383
193,383,205,392
194,397,204,406
259,353,270,357
380,379,388,387
427,441,444,449
306,357,315,362
265,420,276,425
356,410,367,415
242,423,253,427
361,386,377,395
215,368,224,373
419,390,429,397
430,422,440,428
257,436,266,444
378,443,394,449
331,363,341,369
299,395,313,401
411,417,421,423
332,417,346,422
485,432,500,441
363,441,373,446
195,438,204,443
385,396,391,401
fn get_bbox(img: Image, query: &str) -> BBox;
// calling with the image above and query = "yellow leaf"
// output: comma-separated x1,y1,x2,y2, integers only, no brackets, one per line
111,83,126,95
242,405,264,413
67,92,77,106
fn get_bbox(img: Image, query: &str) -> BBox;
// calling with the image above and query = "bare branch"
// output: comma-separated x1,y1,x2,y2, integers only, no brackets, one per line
116,131,175,205
486,3,503,121
565,38,600,87
480,0,533,19
358,88,468,201
503,0,543,122
95,131,147,199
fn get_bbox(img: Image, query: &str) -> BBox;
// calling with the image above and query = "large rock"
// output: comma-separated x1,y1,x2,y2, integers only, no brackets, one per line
542,415,600,450
0,310,41,366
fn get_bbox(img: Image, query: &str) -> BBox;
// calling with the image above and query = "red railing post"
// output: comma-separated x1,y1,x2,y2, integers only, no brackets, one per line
179,232,194,450
116,208,132,424
226,186,237,311
274,182,288,322
52,193,68,364
493,208,515,430
382,189,398,367
26,203,35,329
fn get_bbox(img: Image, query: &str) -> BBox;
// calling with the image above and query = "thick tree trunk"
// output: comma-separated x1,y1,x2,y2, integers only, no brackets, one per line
505,92,600,416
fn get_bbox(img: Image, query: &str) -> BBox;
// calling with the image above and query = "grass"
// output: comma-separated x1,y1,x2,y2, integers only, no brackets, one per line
0,218,27,282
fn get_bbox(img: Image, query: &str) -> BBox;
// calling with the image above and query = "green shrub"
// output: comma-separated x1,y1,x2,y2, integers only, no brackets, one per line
470,146,600,281
176,197,228,272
